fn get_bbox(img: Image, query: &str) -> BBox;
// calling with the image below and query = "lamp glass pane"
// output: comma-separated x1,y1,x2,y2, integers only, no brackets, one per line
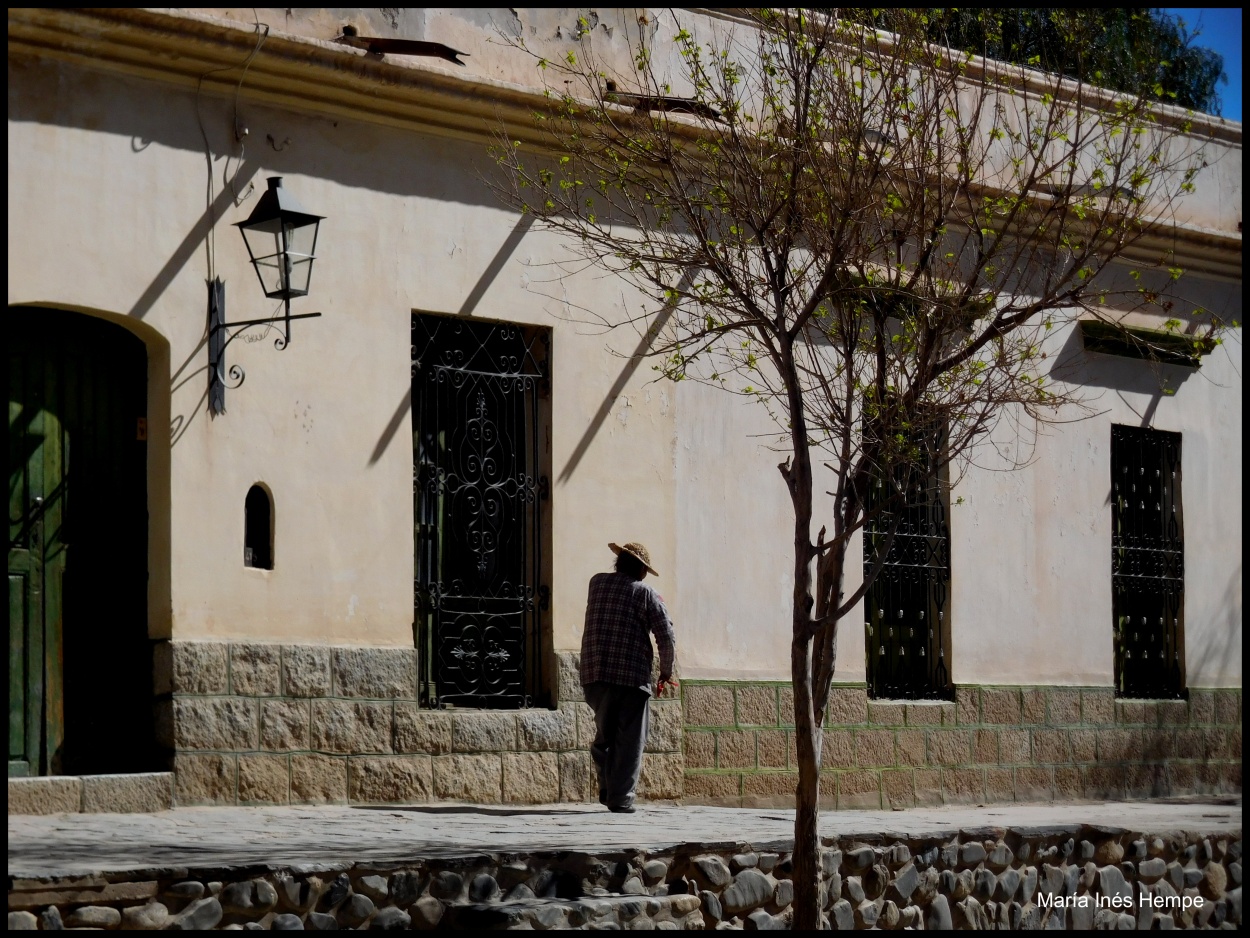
251,254,286,297
241,228,281,297
285,220,318,259
241,213,319,299
286,257,314,296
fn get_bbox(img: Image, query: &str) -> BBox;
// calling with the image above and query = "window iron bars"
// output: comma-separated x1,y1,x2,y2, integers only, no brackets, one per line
1111,425,1184,699
863,422,953,701
412,314,549,708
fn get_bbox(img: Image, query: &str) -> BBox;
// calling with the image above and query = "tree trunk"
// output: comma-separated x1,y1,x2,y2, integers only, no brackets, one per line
782,343,823,929
791,634,823,929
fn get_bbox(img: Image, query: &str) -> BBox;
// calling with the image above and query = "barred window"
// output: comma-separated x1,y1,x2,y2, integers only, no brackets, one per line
863,421,953,701
1111,425,1184,699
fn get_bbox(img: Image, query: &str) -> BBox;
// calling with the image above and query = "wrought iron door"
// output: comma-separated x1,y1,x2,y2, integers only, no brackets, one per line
1111,426,1184,699
863,432,952,701
413,314,548,708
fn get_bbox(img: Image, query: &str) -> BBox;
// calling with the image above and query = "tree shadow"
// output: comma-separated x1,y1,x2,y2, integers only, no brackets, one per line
1183,562,1243,689
557,269,695,483
367,214,536,467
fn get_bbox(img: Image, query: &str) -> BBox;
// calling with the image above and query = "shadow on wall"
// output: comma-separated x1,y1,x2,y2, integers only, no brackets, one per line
9,53,523,451
163,162,262,449
1184,562,1243,689
1043,258,1237,420
367,213,535,467
557,270,696,483
1050,321,1201,401
7,54,512,213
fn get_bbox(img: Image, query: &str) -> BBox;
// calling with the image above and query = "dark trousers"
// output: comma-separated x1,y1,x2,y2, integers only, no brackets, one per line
583,681,650,809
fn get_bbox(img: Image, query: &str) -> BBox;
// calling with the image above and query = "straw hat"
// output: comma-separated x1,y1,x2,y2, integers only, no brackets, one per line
609,541,659,577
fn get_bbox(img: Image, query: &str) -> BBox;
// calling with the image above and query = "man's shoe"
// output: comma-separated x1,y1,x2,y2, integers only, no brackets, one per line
608,803,636,814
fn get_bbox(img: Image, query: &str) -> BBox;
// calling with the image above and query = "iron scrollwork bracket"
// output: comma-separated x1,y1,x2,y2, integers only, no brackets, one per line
207,277,322,415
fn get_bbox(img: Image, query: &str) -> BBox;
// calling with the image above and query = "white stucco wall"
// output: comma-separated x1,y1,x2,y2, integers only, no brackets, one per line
948,313,1242,688
8,7,1242,692
7,52,677,654
672,308,1242,689
672,381,793,680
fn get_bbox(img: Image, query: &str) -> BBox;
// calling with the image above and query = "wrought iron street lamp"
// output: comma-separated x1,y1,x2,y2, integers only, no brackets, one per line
236,176,323,302
209,177,325,414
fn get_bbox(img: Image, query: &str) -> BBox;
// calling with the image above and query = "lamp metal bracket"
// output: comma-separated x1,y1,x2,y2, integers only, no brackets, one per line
207,277,322,415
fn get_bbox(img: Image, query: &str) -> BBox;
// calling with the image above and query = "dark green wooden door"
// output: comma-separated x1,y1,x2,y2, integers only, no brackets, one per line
8,308,153,777
8,354,66,776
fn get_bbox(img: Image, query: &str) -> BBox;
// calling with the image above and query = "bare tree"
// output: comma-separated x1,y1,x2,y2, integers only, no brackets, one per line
492,9,1222,927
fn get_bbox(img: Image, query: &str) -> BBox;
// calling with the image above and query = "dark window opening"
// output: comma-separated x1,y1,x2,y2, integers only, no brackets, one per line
412,313,550,709
863,416,953,701
1081,320,1215,368
245,484,273,569
1112,425,1184,699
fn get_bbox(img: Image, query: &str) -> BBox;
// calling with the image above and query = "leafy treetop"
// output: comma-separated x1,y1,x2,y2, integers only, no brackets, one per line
904,8,1228,115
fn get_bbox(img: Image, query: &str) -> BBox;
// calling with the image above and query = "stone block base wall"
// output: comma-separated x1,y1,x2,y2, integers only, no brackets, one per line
8,825,1241,929
156,643,681,807
7,773,173,816
682,682,1243,808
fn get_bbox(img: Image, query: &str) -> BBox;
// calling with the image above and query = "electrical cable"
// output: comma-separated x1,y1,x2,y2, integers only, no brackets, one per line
224,11,270,205
193,9,269,282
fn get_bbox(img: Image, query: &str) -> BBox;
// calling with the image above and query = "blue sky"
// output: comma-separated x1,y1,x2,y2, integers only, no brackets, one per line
1164,7,1241,121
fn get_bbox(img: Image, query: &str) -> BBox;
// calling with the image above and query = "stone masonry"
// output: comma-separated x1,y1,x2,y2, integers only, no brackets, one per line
682,682,1243,808
154,643,682,808
7,823,1242,929
12,643,1240,814
7,774,173,817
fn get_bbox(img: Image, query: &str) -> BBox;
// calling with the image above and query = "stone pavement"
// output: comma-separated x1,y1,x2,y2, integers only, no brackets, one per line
8,796,1241,879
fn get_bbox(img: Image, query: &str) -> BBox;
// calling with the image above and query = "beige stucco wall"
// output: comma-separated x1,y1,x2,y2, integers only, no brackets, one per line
7,51,676,657
673,306,1243,689
8,7,1242,693
947,307,1242,688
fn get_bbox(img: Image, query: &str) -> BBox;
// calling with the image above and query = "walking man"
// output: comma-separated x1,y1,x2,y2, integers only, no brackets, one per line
580,542,677,813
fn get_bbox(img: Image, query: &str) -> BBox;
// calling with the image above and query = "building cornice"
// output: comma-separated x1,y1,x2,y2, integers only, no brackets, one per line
8,8,560,148
8,7,1242,280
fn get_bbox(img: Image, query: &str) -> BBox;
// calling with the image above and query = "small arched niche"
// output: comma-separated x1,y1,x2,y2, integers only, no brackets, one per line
244,484,274,570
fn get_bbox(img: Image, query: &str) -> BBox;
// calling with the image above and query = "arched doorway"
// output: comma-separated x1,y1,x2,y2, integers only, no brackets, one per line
8,307,157,776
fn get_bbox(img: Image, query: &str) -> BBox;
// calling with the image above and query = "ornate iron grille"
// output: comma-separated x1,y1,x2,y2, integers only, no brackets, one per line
864,428,952,701
413,314,549,708
1111,425,1184,699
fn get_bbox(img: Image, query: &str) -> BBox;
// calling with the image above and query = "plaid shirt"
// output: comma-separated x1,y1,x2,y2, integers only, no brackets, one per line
579,571,676,692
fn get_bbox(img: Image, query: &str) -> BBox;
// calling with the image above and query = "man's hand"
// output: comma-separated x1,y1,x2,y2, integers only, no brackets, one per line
656,676,679,698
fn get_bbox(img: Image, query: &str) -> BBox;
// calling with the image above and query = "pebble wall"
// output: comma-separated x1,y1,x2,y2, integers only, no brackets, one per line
7,824,1242,929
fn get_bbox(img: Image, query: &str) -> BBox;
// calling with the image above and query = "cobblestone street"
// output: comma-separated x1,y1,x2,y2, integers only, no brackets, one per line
9,796,1243,929
8,797,1241,879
